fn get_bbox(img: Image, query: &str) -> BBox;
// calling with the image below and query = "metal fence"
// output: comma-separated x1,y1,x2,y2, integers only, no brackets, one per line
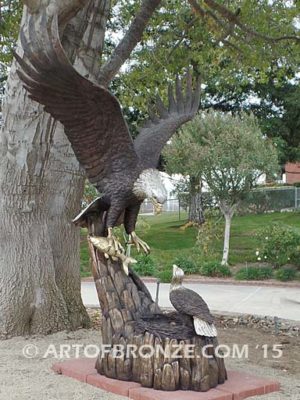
242,186,300,213
140,199,183,214
296,187,300,209
140,186,300,216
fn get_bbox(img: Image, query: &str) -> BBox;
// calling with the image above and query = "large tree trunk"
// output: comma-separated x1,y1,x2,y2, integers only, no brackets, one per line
0,0,163,338
219,202,235,266
86,213,227,391
188,177,205,225
0,2,110,337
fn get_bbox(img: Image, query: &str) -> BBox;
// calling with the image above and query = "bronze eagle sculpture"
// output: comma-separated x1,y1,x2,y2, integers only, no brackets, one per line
14,15,200,259
170,265,217,337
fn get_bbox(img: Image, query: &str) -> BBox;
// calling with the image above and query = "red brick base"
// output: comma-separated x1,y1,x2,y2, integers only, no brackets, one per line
52,358,280,400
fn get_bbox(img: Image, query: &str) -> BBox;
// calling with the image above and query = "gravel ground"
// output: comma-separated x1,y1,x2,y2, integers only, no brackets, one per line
0,329,124,400
0,327,299,400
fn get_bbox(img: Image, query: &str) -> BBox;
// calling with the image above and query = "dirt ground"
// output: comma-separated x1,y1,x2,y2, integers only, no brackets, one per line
218,326,300,400
218,325,300,375
0,323,299,400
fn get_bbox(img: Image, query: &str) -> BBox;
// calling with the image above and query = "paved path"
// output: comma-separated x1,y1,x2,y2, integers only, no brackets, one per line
81,281,300,321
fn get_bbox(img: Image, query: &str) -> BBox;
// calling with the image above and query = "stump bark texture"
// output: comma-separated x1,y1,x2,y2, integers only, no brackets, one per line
86,214,227,391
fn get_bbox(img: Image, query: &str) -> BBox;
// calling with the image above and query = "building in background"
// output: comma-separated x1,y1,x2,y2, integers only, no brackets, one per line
284,163,300,184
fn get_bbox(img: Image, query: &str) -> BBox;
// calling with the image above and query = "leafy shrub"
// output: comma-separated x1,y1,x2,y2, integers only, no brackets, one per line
238,190,270,215
275,267,297,282
134,254,157,276
173,255,199,274
82,180,99,208
200,261,231,277
196,218,222,259
156,268,173,283
257,224,300,268
238,187,300,215
235,266,273,281
135,217,151,235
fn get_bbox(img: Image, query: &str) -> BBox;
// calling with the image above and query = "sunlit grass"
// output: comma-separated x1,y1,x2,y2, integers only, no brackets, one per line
80,211,300,277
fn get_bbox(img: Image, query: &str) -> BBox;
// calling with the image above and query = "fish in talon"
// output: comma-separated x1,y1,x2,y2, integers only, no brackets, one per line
89,236,137,275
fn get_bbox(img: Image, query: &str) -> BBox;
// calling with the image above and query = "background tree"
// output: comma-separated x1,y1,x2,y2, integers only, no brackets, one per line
116,0,299,107
254,80,300,164
188,176,205,225
114,0,299,219
202,71,300,165
0,0,298,337
164,112,279,266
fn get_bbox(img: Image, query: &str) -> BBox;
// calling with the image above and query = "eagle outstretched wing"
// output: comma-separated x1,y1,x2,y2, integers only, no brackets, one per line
14,14,138,190
134,70,201,169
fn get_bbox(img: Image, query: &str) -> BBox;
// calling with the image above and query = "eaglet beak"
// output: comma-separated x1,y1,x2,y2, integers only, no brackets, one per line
150,197,163,215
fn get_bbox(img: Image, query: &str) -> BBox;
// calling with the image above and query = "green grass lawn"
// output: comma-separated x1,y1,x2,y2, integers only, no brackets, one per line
80,231,91,277
80,210,300,277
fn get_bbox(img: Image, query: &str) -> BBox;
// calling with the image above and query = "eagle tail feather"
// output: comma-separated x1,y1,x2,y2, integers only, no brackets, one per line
193,317,217,337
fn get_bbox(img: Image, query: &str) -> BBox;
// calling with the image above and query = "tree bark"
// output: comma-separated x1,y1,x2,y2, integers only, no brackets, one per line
219,202,235,266
46,0,111,331
188,177,205,225
0,0,163,338
87,214,227,391
0,1,110,337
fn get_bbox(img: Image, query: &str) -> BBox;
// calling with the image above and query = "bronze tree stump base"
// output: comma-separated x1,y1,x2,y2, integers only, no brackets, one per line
89,241,227,392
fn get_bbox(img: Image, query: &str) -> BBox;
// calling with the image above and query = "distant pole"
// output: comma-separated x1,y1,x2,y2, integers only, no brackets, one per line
155,279,161,306
178,198,181,221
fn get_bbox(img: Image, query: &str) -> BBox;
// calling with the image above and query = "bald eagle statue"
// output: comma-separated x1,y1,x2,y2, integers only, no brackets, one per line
170,265,217,337
14,15,200,260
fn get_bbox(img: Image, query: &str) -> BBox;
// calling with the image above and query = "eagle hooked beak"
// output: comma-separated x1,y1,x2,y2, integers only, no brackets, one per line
150,197,163,215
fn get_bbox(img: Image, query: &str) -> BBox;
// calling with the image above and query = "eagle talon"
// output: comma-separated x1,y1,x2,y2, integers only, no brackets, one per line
129,231,150,254
107,227,124,255
89,235,136,276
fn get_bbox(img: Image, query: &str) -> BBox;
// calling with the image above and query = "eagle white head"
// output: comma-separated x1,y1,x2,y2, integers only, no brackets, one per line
172,265,185,278
171,265,185,287
133,169,168,214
